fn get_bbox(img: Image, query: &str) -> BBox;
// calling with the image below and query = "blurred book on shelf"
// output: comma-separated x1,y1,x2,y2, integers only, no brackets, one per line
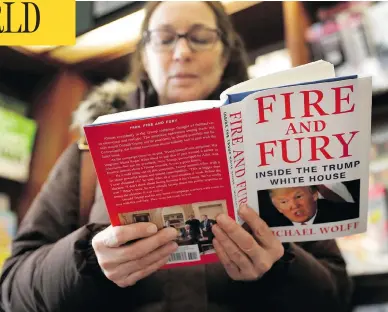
337,124,388,276
247,48,292,78
363,2,388,69
353,302,388,312
305,1,388,94
0,107,37,183
0,193,16,271
0,92,28,116
337,183,388,276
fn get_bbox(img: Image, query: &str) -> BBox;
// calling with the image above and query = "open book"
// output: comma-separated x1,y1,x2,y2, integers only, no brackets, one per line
84,60,372,267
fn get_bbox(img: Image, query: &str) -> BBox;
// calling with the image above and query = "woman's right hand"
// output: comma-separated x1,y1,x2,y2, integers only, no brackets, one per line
92,223,178,288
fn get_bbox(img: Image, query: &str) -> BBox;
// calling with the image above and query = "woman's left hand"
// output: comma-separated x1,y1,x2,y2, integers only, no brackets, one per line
212,204,284,281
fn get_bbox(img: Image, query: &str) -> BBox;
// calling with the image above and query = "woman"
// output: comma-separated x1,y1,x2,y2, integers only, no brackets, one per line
0,2,353,312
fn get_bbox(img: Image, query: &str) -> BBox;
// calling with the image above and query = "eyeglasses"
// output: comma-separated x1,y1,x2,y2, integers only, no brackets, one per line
142,26,222,52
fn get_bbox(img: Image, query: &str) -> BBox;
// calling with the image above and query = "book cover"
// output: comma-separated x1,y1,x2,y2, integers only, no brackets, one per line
222,75,371,243
84,61,372,267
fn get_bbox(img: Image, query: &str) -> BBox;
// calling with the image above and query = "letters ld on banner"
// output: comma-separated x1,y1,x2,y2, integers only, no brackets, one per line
0,0,75,45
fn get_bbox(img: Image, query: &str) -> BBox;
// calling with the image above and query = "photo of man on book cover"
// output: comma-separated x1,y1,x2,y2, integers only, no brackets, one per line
257,180,360,227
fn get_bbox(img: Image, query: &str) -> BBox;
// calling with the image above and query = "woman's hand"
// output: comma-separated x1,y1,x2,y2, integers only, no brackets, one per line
212,204,284,281
92,223,178,288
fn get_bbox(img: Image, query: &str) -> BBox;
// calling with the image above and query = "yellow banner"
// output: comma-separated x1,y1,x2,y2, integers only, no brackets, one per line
0,0,75,45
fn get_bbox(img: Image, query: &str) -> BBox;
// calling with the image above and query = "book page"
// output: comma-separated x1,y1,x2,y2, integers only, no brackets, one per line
220,60,335,103
226,77,372,242
85,108,234,266
92,100,221,125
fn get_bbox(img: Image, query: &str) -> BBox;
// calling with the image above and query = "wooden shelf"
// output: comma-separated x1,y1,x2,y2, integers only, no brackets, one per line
0,47,91,220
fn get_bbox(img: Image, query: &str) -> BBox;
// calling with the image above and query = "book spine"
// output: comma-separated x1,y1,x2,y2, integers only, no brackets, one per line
221,103,247,224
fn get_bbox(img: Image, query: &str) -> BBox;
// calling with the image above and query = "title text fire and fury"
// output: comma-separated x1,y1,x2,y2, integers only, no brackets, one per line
228,111,248,206
254,85,358,167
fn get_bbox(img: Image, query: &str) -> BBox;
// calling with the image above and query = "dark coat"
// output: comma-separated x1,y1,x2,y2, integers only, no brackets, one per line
200,219,216,240
185,218,201,237
266,199,359,227
0,85,353,312
200,219,216,232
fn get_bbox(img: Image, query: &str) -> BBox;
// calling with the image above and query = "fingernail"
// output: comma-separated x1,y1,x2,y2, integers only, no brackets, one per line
103,230,118,247
216,214,229,224
211,224,220,234
240,203,247,210
147,224,158,234
168,228,178,237
239,203,248,215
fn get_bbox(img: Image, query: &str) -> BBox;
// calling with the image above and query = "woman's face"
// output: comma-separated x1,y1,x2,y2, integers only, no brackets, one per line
143,1,227,105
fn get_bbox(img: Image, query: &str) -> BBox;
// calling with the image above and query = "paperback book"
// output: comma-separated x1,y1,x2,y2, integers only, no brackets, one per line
84,60,372,267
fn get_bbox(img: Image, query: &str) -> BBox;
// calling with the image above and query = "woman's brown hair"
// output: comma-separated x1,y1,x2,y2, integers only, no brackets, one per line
130,1,249,89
